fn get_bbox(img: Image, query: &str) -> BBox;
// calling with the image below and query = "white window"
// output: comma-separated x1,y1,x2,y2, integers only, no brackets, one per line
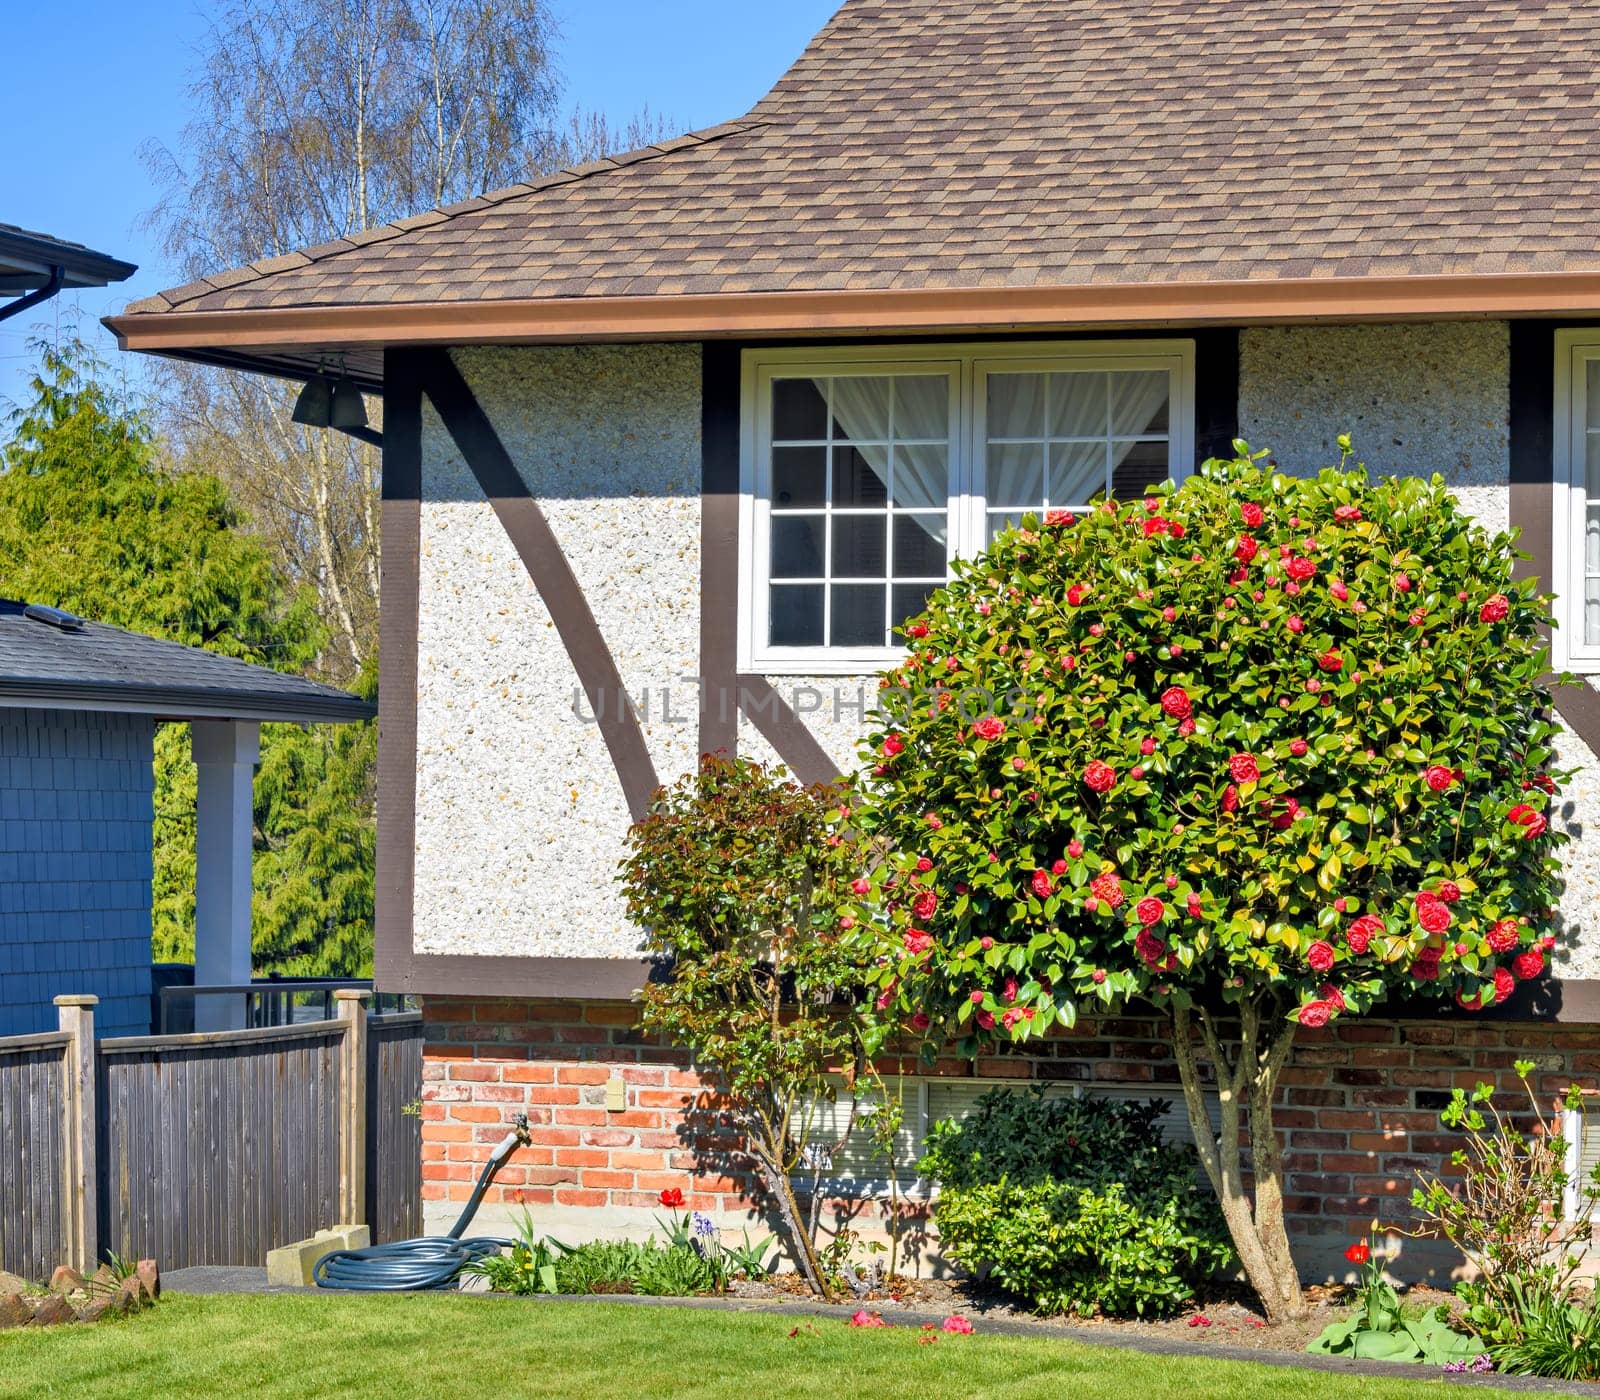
739,341,1197,674
803,1077,1219,1199
1553,330,1600,671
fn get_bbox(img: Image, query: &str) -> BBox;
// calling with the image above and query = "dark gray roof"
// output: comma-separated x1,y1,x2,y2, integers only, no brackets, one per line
0,223,137,295
0,601,373,724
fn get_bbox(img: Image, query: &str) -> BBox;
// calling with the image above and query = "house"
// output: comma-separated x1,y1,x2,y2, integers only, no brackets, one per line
0,600,372,1036
107,0,1600,1273
0,223,135,326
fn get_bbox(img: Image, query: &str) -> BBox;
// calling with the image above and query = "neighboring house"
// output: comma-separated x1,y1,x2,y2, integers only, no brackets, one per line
0,600,372,1037
106,1,1600,1272
0,223,135,326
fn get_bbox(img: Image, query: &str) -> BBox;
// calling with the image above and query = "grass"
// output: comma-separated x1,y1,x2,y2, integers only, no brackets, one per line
0,1293,1536,1400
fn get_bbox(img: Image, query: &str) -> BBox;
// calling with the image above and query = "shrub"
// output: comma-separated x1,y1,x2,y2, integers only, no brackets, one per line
1412,1065,1600,1376
918,1088,1232,1317
620,756,877,1299
849,443,1567,1321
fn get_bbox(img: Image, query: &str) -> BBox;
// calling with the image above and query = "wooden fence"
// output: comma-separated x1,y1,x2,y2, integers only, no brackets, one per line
0,992,422,1276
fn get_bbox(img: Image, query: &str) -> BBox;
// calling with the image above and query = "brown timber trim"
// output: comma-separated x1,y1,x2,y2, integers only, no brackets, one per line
419,347,660,822
106,271,1600,358
1508,320,1600,755
374,350,423,993
735,675,843,787
699,342,740,757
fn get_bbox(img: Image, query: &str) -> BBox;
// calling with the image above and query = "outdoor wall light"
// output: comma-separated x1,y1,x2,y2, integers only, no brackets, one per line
329,378,369,430
290,374,334,426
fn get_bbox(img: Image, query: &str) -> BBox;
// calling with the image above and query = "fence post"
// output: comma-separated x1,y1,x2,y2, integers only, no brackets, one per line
54,995,98,1272
335,989,369,1227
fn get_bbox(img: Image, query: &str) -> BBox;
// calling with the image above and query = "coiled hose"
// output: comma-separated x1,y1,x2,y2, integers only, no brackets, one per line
313,1116,529,1291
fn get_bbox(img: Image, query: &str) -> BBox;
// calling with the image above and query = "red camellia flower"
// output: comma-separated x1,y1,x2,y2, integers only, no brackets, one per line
910,1011,932,1031
659,1188,686,1209
1221,783,1240,813
941,1315,975,1335
1318,649,1344,672
1160,686,1192,720
1030,869,1053,899
1424,765,1456,792
975,1010,996,1030
1480,593,1510,623
1415,895,1452,935
1493,967,1516,1004
905,621,929,639
903,930,934,955
916,856,934,873
1066,584,1088,606
1514,949,1545,981
970,990,985,1005
1136,897,1166,927
1066,839,1084,858
1330,578,1349,601
1345,1240,1370,1265
1233,534,1260,564
1347,914,1385,954
1436,880,1461,904
1052,858,1068,875
912,891,938,920
1089,870,1125,908
1186,892,1203,917
1287,615,1305,633
1412,950,1441,981
1287,556,1317,581
1142,517,1170,538
851,877,871,896
1298,1001,1331,1028
1306,941,1336,973
1488,919,1520,953
1240,502,1264,528
1228,753,1260,784
882,734,904,757
1333,505,1363,525
1319,983,1347,1012
1084,760,1117,794
1044,509,1075,527
971,716,1004,741
1290,739,1308,756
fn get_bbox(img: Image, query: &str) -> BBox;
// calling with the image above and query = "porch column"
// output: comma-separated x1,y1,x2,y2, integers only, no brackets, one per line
192,720,259,1032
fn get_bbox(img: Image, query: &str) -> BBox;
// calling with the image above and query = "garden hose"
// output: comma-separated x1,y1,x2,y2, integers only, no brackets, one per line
312,1116,530,1291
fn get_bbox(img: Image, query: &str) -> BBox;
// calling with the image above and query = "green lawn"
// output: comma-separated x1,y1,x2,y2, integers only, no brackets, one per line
0,1293,1535,1400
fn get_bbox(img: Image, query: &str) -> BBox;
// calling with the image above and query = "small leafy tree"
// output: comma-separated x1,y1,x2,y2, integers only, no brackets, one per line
620,756,871,1299
848,443,1567,1323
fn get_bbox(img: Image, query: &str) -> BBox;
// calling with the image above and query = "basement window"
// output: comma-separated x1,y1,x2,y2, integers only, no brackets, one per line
738,340,1197,675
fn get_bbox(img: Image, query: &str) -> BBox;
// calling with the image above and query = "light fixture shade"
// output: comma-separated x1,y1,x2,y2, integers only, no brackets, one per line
329,378,368,430
292,375,333,427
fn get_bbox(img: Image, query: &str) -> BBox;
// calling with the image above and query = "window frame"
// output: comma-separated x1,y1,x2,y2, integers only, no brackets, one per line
738,339,1198,676
1552,330,1600,672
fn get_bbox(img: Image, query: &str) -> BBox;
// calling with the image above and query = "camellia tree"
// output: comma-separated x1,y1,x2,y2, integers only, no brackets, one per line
846,442,1567,1324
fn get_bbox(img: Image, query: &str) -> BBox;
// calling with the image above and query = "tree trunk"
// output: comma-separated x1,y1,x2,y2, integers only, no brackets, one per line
751,1140,832,1300
1171,999,1307,1324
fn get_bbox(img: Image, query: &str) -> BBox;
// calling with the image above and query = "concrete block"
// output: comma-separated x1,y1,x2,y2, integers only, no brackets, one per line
266,1224,371,1286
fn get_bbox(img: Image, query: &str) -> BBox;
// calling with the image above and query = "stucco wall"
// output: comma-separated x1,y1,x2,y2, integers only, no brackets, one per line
0,708,156,1037
412,345,702,959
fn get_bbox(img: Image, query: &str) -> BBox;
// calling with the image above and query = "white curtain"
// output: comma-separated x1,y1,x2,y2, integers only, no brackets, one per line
828,376,948,513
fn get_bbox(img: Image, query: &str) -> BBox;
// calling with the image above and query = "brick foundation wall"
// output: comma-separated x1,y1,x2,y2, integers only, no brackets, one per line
422,996,1597,1279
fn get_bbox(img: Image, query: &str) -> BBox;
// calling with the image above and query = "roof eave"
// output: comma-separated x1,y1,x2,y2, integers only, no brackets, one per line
0,228,137,291
105,269,1600,383
0,682,375,725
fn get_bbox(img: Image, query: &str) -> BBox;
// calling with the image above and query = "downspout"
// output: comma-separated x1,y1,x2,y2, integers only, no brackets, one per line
0,265,65,324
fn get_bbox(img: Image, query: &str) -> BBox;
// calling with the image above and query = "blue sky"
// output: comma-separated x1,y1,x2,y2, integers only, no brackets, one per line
0,1,838,409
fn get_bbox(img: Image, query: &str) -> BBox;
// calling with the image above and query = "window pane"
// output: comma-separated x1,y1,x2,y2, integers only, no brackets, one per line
833,515,887,578
891,445,948,509
771,516,824,578
987,511,1022,544
1588,360,1600,432
830,584,886,647
1110,371,1171,436
893,584,939,635
988,374,1045,439
893,514,947,577
895,376,949,439
772,446,826,508
833,444,890,507
987,443,1045,507
1588,505,1600,648
772,378,827,440
1051,441,1107,505
830,376,893,441
1110,440,1170,499
770,585,824,646
1587,430,1600,501
1049,371,1107,438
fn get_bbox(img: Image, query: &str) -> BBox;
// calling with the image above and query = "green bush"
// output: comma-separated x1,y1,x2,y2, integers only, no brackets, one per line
919,1088,1232,1317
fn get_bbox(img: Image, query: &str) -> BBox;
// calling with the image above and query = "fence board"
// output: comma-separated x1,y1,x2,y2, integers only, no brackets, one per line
366,1013,423,1243
0,1035,71,1279
95,1023,346,1268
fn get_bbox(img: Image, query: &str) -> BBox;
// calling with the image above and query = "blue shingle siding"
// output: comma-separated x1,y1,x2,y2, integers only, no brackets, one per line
0,708,155,1038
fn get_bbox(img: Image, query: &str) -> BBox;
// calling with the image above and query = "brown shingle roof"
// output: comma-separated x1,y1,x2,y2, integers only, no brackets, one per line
118,0,1600,321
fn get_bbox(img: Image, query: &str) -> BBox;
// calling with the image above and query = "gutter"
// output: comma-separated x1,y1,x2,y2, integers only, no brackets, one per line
0,681,374,726
0,264,63,325
106,268,1600,363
